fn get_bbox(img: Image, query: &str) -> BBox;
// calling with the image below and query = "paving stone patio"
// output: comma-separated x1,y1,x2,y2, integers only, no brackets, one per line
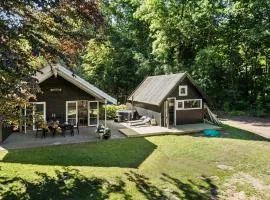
0,121,126,150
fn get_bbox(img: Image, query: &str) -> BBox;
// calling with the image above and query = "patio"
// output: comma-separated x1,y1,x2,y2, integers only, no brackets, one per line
0,121,126,150
0,120,222,150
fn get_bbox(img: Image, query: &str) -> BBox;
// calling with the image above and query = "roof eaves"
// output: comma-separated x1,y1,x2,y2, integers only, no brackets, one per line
56,64,117,104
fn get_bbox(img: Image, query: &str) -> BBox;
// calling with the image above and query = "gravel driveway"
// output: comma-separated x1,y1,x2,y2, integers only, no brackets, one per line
221,116,270,139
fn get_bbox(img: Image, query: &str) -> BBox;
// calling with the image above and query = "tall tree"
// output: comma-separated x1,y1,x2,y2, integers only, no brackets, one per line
0,0,102,119
82,0,155,101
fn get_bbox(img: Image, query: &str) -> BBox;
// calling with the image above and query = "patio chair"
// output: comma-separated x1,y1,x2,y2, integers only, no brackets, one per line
128,116,146,124
35,122,43,137
130,117,151,126
76,122,80,135
35,122,49,138
95,124,111,139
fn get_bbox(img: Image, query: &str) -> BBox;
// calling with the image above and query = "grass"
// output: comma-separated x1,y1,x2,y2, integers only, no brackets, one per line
0,126,269,199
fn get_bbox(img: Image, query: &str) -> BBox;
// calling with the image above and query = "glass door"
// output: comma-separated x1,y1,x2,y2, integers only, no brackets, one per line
66,101,78,126
77,100,88,126
88,101,99,126
32,102,46,130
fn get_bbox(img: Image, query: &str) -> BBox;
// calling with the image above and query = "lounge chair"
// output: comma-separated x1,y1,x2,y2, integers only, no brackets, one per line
129,116,146,124
130,117,151,126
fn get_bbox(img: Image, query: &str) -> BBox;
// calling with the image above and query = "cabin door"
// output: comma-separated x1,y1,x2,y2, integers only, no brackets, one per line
88,101,99,126
66,101,78,126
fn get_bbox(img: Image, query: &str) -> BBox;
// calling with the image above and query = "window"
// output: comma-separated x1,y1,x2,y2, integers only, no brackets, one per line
179,85,187,96
176,99,202,110
177,101,183,109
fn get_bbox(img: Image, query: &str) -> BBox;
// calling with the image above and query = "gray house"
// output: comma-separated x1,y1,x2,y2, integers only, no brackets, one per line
127,73,209,127
23,64,116,132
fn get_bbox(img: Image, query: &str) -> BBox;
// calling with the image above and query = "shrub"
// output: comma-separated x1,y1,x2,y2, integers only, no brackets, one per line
99,104,127,120
248,104,266,117
227,110,247,116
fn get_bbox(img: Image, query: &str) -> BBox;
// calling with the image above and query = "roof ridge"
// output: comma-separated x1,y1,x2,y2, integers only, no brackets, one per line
147,72,186,78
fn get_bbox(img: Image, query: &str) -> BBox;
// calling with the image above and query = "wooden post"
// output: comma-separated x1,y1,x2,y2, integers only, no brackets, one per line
24,103,27,134
131,96,134,119
166,100,169,129
104,99,107,129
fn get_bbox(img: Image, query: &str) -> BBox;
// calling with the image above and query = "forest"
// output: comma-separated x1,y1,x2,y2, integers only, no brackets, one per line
0,0,270,119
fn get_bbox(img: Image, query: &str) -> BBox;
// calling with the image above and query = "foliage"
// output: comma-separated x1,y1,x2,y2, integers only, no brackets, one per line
82,0,156,100
0,0,102,120
99,104,127,120
82,0,270,115
1,0,270,118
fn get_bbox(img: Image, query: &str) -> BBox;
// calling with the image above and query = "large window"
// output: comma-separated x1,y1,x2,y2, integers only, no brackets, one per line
179,85,188,96
176,99,202,110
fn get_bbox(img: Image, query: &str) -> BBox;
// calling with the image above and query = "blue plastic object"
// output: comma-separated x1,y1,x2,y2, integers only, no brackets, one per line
203,129,221,137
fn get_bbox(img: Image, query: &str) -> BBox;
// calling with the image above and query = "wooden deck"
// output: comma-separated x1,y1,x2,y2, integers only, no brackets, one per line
119,123,222,138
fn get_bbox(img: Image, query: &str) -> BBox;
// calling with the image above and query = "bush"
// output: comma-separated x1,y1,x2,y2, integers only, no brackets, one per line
227,110,247,116
248,104,266,117
99,104,127,120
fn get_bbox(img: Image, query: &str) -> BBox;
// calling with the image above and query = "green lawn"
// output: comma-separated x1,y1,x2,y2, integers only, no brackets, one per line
0,126,269,200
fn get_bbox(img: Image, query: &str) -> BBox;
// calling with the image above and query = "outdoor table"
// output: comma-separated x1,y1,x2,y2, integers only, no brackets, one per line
41,122,74,137
59,123,74,136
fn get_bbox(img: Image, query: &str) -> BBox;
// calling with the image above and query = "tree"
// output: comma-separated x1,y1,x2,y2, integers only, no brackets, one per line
82,0,156,101
0,0,102,120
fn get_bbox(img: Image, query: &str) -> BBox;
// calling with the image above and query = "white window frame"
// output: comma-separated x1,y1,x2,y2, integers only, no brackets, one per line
32,102,46,130
175,99,202,110
88,101,99,126
179,85,188,96
66,101,78,127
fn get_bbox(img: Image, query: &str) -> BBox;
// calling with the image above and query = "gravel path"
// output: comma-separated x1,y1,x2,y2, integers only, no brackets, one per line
220,116,270,139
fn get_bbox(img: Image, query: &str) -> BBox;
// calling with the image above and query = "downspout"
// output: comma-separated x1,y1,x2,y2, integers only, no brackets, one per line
24,103,27,134
104,99,107,129
131,95,134,119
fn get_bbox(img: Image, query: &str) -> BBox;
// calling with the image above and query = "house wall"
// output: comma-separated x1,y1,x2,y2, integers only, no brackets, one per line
130,101,162,125
163,77,204,125
30,76,95,122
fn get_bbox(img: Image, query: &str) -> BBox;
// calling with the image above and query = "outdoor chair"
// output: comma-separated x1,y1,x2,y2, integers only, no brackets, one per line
130,117,151,126
35,122,49,138
76,122,80,134
129,116,146,124
61,123,74,136
95,124,111,139
35,122,43,137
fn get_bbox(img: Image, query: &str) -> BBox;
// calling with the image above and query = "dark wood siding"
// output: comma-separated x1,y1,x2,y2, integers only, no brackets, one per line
163,77,204,125
168,77,202,100
176,109,204,124
30,76,95,121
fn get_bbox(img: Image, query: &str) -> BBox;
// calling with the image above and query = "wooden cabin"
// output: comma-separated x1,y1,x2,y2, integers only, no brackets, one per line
127,73,209,126
23,64,116,132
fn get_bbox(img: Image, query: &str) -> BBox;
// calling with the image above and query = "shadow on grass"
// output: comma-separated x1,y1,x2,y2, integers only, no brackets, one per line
193,124,269,142
1,138,156,168
126,171,218,200
0,168,218,200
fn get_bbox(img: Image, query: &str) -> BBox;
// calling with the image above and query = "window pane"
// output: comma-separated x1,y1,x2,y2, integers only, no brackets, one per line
177,102,183,109
180,88,186,94
67,103,76,118
184,100,201,109
89,102,98,109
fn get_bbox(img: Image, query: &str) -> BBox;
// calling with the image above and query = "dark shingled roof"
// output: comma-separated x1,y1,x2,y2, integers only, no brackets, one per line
128,73,186,106
128,73,210,106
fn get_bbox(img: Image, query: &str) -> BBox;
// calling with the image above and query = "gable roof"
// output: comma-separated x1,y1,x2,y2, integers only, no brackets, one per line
128,73,209,106
34,64,117,104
